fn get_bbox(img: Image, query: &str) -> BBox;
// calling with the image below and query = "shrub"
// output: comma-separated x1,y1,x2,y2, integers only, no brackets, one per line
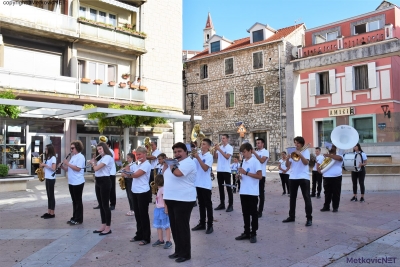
0,164,9,177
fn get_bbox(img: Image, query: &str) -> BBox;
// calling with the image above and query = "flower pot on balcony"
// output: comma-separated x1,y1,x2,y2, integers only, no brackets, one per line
130,83,139,90
139,85,148,91
108,81,116,86
122,74,130,79
93,79,103,85
81,78,91,83
119,82,126,88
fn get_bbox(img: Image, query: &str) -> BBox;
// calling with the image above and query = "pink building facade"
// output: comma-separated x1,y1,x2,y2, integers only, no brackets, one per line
286,1,400,162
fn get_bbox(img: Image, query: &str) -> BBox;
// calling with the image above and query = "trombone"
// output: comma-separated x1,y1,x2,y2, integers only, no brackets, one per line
267,158,282,172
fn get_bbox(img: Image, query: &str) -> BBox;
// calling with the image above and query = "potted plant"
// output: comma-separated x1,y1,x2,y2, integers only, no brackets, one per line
0,164,9,177
108,81,116,86
130,83,139,90
119,82,126,88
122,73,130,79
81,78,91,83
138,85,148,91
94,79,103,85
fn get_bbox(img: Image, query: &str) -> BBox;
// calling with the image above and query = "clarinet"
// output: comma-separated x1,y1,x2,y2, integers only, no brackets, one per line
52,153,71,177
236,155,244,188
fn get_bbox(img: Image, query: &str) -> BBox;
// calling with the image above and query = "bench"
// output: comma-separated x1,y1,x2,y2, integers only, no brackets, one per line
0,175,34,192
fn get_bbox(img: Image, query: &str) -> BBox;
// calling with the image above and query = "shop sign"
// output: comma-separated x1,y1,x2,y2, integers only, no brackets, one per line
329,107,355,117
378,123,386,130
237,124,247,137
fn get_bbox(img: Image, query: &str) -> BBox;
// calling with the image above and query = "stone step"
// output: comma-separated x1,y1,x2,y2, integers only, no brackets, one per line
343,164,400,174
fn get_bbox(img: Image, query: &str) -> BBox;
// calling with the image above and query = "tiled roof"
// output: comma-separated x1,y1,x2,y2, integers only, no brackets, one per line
190,23,305,61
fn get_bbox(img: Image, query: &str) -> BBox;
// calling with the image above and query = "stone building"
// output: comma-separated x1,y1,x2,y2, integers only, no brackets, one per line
184,14,305,160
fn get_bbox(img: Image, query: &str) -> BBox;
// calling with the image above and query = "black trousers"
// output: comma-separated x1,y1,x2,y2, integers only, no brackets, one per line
95,176,112,226
109,175,116,206
351,169,366,194
217,172,233,206
288,179,313,220
323,176,342,210
258,177,266,213
165,200,195,259
45,178,56,210
240,195,258,235
132,190,151,243
124,178,134,210
196,187,213,226
279,173,290,194
68,182,85,223
311,171,323,195
232,174,241,191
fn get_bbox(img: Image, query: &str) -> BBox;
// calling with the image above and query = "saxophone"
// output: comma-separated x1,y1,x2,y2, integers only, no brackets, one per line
150,180,158,195
35,153,45,182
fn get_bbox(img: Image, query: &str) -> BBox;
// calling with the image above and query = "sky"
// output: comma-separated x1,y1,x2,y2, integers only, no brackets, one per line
183,0,400,51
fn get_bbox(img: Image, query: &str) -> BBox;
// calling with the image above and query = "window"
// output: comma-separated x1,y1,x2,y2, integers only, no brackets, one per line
353,117,374,143
79,6,86,18
354,65,368,90
253,51,263,69
368,20,379,31
317,120,334,147
89,62,96,80
225,91,234,108
210,41,220,53
109,14,116,26
200,64,208,79
254,86,264,104
355,21,380,34
315,31,338,44
326,31,337,41
108,65,115,82
84,61,114,82
90,8,97,21
200,95,208,110
99,11,107,23
78,60,86,79
318,72,330,95
225,58,233,75
80,6,117,26
252,29,264,43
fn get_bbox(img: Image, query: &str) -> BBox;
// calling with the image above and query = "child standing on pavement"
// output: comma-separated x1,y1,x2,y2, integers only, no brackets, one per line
152,174,172,249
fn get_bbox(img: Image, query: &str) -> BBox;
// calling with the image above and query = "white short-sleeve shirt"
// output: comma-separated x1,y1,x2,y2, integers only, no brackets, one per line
279,159,288,174
131,161,151,193
322,153,343,178
151,149,161,169
289,149,310,180
313,155,325,171
164,157,197,201
193,152,213,190
109,149,116,175
216,144,233,172
67,153,85,185
95,154,113,177
44,156,57,179
254,148,269,177
239,157,262,196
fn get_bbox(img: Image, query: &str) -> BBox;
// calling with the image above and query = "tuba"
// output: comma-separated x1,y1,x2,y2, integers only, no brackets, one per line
118,177,126,190
99,136,108,143
35,153,45,182
191,124,205,148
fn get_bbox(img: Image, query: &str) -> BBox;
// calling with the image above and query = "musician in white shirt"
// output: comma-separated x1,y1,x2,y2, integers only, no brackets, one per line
278,151,290,195
311,147,324,198
351,143,368,202
252,138,269,218
319,144,343,212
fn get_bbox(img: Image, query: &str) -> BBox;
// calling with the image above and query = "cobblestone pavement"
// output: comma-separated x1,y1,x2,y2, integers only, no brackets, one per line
0,172,399,267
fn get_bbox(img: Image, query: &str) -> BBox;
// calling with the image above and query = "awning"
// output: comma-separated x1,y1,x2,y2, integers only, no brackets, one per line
0,99,202,122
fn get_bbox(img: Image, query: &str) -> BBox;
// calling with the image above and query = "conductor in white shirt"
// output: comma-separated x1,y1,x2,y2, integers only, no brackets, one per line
252,138,269,218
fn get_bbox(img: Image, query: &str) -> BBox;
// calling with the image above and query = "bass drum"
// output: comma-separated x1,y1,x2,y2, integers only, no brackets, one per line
342,153,363,172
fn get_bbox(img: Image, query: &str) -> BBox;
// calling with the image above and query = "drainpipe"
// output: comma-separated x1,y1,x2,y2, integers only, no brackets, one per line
278,42,283,154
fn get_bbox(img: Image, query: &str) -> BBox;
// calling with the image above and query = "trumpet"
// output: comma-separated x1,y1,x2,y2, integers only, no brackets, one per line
86,154,102,168
191,148,201,158
210,142,222,154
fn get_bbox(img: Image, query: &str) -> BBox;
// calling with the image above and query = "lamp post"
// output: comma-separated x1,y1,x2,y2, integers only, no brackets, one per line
186,92,198,133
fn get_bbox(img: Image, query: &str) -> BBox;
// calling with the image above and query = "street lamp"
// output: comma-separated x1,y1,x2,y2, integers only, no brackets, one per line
186,92,198,133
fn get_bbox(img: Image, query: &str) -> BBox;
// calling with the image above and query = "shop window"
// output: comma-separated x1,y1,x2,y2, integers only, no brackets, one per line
210,41,220,53
317,120,334,147
354,65,368,90
353,116,375,143
200,64,208,79
253,51,263,69
225,91,234,108
254,86,264,104
252,29,264,43
225,58,233,75
200,94,208,110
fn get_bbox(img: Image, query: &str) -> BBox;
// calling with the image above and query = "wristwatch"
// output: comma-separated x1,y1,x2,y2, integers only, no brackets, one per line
246,171,248,175
171,166,178,173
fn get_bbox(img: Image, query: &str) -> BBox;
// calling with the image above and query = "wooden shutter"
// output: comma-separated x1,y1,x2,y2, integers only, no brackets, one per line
200,65,204,79
309,73,317,96
367,62,377,88
345,66,354,91
225,92,230,107
329,69,336,93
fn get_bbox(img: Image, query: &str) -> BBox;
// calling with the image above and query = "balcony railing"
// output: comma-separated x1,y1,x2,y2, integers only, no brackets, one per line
0,4,78,35
301,29,386,58
0,68,77,95
78,82,145,102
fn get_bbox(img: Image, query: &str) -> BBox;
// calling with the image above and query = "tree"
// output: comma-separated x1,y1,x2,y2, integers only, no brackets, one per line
0,91,21,119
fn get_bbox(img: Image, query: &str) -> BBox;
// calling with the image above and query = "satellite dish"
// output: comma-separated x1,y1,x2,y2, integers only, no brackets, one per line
291,47,298,58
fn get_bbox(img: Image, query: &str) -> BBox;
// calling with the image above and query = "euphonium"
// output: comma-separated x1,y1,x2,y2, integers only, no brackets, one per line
35,153,45,182
99,135,108,143
144,137,153,157
291,143,310,162
191,123,205,147
118,177,126,190
150,181,158,195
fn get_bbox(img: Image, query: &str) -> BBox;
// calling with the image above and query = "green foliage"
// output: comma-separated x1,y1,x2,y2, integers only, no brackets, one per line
0,91,21,119
0,164,9,177
84,103,167,134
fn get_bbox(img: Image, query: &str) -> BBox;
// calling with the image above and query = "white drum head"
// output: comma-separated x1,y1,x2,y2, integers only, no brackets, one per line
331,125,359,150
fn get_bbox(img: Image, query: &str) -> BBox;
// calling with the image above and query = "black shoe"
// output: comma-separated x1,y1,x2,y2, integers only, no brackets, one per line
93,205,100,209
310,194,316,197
250,235,257,243
317,194,321,199
282,192,286,196
175,257,190,263
110,206,115,210
350,196,357,202
235,233,250,240
70,221,82,225
282,217,295,223
332,209,338,212
360,197,365,202
320,207,330,212
40,213,49,218
193,202,197,207
205,226,213,234
99,230,112,236
225,205,233,212
43,214,55,219
168,253,179,259
93,230,103,233
214,204,225,210
258,212,262,218
305,220,312,227
233,189,236,193
191,224,206,231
